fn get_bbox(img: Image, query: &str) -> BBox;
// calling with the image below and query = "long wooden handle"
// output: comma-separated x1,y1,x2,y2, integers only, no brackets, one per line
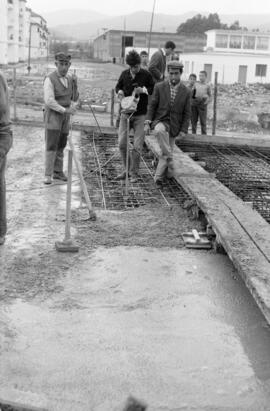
68,135,96,217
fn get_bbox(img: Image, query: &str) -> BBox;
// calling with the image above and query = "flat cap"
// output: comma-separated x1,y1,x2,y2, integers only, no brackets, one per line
55,52,71,62
167,60,184,70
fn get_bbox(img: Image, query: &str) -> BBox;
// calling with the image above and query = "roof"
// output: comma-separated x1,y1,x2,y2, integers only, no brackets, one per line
30,10,47,23
180,51,270,58
94,29,204,41
206,29,270,37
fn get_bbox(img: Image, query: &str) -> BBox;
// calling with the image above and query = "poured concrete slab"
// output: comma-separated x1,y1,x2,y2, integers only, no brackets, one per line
1,247,270,411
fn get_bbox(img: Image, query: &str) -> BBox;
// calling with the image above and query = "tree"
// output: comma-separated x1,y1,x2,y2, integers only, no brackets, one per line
177,13,247,34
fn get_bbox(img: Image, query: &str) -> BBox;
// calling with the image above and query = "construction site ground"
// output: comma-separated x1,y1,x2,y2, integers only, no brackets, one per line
1,125,270,410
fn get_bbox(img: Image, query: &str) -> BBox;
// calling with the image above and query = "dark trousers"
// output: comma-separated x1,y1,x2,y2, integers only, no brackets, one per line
191,103,207,135
0,126,13,237
44,109,70,176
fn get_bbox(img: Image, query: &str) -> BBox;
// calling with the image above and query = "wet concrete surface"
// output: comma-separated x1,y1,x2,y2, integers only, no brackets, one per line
1,126,270,410
1,248,270,410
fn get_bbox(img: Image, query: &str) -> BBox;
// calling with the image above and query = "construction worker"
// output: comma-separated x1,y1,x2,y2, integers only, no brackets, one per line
0,71,13,245
191,70,212,135
43,52,79,185
145,60,190,189
115,50,154,182
148,40,176,83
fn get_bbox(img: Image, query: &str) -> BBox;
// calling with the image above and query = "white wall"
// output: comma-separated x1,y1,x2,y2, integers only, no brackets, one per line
19,0,26,61
181,52,270,84
8,0,19,63
0,0,8,65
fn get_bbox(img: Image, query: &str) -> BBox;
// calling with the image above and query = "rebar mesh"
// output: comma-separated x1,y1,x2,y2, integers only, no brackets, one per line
79,132,191,210
177,140,270,223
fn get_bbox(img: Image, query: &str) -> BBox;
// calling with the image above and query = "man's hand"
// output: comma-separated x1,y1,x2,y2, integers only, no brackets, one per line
179,131,186,137
117,90,124,101
65,106,76,115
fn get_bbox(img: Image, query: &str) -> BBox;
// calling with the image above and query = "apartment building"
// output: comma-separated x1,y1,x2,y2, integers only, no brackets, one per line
0,0,49,65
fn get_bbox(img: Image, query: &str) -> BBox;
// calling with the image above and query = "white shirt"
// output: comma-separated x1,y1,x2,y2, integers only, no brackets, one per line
44,75,69,113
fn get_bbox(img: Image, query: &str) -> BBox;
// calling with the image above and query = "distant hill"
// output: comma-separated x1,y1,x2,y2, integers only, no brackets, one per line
43,9,108,27
47,10,270,40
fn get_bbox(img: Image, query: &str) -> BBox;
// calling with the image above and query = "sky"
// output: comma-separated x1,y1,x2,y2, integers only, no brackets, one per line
26,0,270,16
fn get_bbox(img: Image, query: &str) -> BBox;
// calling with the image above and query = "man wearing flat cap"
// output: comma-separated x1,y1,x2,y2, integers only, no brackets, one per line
145,60,190,188
43,52,79,184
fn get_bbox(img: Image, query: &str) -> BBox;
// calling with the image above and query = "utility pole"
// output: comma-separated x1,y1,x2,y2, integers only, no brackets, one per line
147,0,156,56
27,22,33,75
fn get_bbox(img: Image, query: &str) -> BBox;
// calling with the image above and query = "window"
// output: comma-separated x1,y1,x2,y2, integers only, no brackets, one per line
229,35,241,49
255,64,267,77
243,36,255,49
257,37,269,50
215,34,228,48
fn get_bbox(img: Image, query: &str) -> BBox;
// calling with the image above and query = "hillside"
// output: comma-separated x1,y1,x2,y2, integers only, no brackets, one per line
47,10,270,40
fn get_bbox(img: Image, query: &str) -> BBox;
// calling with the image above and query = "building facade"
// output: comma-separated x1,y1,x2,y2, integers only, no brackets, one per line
181,29,270,84
93,29,206,62
0,0,49,65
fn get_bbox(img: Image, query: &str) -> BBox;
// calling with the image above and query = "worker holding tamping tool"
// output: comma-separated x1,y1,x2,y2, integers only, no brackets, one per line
43,52,79,185
115,50,154,183
145,60,190,189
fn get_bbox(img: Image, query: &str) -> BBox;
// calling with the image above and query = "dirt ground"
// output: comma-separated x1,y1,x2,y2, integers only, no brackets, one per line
0,125,202,304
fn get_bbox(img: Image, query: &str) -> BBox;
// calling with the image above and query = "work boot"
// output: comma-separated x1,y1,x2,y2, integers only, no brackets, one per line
53,171,67,182
44,175,53,185
0,236,5,245
115,171,129,181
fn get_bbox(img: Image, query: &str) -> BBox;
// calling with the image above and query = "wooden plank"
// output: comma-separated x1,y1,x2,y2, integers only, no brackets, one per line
178,133,270,148
145,133,270,324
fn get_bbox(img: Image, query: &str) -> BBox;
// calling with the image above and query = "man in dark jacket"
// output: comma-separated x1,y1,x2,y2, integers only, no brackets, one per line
148,41,176,83
145,60,190,188
115,50,154,182
0,71,13,245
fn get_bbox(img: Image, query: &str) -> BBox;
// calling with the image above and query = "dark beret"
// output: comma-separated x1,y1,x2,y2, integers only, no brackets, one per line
55,52,71,62
167,60,184,70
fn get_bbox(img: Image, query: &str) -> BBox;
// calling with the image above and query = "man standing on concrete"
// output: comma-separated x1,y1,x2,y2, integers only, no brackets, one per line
43,52,79,185
0,71,13,245
191,70,211,135
148,41,176,83
115,50,154,182
145,61,190,188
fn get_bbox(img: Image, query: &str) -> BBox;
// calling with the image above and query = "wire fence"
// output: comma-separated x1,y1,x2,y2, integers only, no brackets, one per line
2,61,121,125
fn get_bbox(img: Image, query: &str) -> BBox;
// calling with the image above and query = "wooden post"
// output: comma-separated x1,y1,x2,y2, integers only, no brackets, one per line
13,67,17,121
64,149,73,242
212,72,218,136
110,88,114,127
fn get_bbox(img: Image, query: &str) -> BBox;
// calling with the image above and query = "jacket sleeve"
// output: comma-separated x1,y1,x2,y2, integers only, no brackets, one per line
146,83,159,121
145,71,154,96
148,52,162,82
115,72,124,94
180,90,191,134
0,74,9,120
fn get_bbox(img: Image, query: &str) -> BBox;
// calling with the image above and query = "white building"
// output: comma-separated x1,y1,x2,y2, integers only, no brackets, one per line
0,0,48,65
181,29,270,84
